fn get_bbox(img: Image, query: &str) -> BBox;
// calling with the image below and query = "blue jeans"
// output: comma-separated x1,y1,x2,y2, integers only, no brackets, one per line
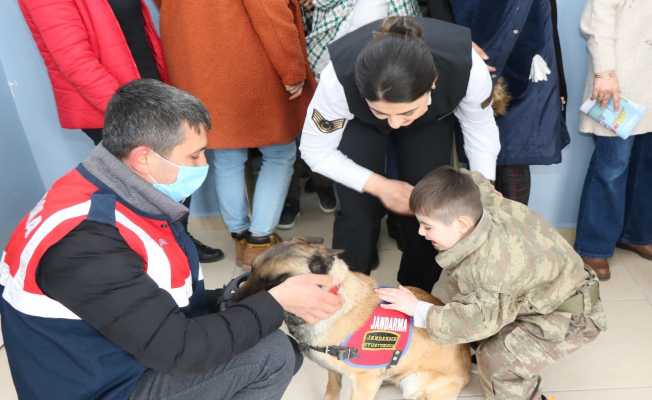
575,134,652,258
210,143,296,237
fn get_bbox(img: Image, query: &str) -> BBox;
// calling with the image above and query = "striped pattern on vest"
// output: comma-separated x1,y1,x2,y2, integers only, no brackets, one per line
1,169,197,320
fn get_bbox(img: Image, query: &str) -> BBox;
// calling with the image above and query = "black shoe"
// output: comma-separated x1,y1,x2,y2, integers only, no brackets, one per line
191,235,225,263
316,187,337,213
306,180,337,213
278,203,300,230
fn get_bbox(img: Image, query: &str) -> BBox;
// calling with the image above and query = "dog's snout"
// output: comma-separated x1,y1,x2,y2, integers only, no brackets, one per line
308,253,334,275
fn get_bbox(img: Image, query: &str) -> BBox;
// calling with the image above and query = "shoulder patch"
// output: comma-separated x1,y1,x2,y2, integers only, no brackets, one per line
312,109,346,134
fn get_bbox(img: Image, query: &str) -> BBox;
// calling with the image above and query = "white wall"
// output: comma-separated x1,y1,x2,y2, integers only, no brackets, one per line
528,1,594,228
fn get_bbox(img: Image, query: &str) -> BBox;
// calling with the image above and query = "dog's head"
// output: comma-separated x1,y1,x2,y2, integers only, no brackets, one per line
232,239,346,302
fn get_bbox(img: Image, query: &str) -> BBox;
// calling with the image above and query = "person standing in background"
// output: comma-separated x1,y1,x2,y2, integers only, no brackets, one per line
158,0,316,268
18,0,164,145
18,0,224,264
575,0,652,281
306,0,421,77
450,0,569,205
281,0,421,236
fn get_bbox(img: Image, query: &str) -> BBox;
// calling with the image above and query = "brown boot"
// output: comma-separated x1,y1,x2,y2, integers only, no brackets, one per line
582,256,611,281
241,233,283,269
231,231,249,269
617,242,652,261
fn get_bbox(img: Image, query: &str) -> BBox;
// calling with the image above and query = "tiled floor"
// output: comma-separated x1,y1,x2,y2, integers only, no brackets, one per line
2,193,652,399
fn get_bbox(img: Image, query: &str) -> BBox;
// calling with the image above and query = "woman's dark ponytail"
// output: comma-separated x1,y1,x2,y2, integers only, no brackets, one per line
355,16,438,103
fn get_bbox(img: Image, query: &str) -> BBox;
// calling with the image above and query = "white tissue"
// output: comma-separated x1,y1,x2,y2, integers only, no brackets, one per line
529,54,551,83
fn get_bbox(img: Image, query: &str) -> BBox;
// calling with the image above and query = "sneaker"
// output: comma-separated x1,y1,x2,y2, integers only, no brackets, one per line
241,233,283,268
316,187,337,213
305,179,337,213
190,235,225,263
278,203,300,230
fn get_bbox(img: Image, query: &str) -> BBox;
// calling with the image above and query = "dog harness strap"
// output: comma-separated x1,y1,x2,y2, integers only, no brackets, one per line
386,349,403,369
307,345,359,360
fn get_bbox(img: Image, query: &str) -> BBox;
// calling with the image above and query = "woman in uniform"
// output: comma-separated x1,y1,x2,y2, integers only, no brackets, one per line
300,16,500,290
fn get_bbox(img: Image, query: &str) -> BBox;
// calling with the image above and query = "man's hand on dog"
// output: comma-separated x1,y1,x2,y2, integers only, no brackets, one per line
269,274,342,324
375,286,419,316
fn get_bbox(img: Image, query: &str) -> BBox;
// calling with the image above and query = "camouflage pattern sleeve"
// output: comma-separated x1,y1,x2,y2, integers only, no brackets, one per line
431,270,459,304
424,288,522,344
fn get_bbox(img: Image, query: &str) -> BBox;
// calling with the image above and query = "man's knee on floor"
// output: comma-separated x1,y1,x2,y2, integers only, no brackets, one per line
262,331,303,377
287,335,304,374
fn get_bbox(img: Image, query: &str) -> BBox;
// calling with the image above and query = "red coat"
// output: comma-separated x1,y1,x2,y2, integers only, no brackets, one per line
19,0,168,130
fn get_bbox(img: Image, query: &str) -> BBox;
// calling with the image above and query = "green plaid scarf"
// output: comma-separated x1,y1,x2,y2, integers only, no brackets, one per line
305,0,421,74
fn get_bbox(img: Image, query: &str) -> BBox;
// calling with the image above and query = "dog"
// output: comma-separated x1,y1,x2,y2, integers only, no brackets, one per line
233,240,471,400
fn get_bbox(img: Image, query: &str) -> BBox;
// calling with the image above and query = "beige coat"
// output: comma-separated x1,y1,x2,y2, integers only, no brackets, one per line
579,0,652,136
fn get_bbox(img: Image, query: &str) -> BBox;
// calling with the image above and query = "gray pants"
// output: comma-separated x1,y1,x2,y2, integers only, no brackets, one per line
129,331,298,400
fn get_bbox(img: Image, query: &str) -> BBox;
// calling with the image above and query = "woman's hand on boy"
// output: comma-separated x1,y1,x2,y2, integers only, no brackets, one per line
364,174,414,215
375,286,419,316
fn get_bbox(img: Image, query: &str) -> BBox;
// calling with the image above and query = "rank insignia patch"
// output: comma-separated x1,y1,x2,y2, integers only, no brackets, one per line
312,109,345,133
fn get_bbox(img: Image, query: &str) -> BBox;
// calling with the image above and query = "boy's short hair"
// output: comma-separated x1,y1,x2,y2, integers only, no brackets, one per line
409,166,483,224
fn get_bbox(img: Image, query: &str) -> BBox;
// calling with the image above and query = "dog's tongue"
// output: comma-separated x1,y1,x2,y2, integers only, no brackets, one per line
329,286,340,295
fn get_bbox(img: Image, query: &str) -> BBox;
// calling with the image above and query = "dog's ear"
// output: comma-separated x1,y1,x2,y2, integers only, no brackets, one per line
308,252,336,274
327,248,345,257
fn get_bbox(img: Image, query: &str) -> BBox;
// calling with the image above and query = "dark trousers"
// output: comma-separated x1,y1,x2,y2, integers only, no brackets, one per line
129,331,299,400
285,156,332,210
495,165,531,205
333,118,454,291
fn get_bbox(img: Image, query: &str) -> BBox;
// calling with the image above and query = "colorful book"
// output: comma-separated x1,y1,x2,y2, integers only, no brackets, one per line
580,97,646,139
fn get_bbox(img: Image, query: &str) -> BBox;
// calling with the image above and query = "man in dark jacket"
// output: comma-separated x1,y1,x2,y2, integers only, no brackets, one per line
0,80,341,400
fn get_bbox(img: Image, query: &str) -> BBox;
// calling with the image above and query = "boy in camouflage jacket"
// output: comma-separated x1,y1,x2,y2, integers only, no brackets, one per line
377,167,606,400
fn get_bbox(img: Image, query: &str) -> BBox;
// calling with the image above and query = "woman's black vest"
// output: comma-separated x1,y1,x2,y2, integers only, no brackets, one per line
328,17,472,133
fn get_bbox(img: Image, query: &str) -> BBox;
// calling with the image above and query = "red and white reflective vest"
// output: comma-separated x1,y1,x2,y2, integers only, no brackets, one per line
1,168,199,320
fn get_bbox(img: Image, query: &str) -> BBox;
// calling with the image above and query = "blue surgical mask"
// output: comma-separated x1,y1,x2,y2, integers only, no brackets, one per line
151,152,209,202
